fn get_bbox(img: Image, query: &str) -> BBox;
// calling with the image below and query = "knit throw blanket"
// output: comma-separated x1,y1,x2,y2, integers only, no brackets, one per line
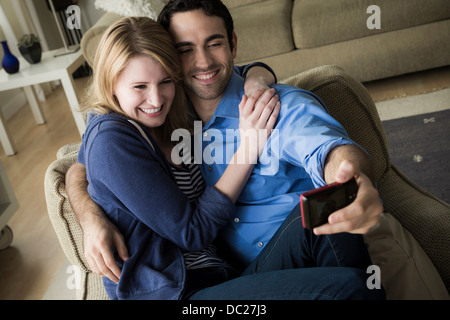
94,0,166,20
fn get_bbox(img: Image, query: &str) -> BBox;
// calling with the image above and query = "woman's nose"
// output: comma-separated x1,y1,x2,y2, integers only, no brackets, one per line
146,86,162,107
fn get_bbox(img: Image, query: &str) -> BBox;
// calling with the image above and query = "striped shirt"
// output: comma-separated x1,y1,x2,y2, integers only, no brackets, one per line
170,159,230,270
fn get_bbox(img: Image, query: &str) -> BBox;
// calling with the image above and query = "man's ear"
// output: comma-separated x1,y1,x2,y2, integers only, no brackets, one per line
231,31,237,59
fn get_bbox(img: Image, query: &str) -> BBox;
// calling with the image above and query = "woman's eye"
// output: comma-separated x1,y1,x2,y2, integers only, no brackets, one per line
134,85,146,89
161,79,173,85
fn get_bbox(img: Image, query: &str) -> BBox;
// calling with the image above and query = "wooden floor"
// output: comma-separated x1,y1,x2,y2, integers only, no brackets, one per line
0,66,449,300
0,77,86,300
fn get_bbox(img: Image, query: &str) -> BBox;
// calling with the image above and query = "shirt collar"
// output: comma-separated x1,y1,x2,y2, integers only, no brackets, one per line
203,71,244,130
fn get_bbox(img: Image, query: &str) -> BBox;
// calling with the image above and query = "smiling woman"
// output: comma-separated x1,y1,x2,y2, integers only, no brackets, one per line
81,16,189,144
113,55,175,130
73,15,280,300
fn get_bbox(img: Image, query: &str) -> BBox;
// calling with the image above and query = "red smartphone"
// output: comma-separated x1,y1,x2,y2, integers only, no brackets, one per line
300,178,358,230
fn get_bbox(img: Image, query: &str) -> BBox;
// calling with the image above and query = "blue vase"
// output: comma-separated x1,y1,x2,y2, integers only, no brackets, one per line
1,40,20,74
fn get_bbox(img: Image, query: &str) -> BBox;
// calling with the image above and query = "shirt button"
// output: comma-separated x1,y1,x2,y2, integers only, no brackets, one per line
234,217,240,223
208,167,213,172
257,242,264,248
203,131,208,137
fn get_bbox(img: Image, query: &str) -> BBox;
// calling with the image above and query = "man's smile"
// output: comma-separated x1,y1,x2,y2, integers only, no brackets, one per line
193,70,220,82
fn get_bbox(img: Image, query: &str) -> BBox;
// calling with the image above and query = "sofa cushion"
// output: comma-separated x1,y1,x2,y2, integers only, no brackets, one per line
222,0,263,9
80,12,123,67
230,0,294,63
292,0,450,49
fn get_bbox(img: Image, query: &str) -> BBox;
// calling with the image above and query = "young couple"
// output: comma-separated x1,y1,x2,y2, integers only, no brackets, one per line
67,0,385,300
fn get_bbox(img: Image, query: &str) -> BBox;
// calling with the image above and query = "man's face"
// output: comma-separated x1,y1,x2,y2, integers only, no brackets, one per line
168,9,237,107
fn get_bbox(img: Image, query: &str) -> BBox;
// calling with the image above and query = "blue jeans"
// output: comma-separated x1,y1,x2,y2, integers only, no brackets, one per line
187,203,385,300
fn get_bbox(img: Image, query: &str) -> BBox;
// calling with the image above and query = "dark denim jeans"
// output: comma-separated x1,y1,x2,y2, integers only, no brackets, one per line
187,203,385,300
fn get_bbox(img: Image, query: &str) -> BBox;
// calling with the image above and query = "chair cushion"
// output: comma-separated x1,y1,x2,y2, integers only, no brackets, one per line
364,213,449,299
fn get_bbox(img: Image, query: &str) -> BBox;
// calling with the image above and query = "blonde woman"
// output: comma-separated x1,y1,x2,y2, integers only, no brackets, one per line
77,16,279,299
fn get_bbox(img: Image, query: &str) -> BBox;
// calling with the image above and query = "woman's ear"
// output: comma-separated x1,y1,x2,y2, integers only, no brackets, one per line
113,95,120,106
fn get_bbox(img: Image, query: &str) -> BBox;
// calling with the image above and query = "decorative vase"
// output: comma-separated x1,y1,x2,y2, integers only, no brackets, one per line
1,40,20,74
19,42,42,64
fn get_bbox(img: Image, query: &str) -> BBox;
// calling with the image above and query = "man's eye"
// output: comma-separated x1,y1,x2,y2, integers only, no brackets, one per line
178,48,192,55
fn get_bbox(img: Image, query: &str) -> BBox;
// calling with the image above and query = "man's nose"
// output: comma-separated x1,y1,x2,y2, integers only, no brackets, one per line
195,48,212,69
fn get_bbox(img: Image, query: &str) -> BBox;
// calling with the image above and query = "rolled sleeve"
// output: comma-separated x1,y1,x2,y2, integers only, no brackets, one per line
275,86,363,187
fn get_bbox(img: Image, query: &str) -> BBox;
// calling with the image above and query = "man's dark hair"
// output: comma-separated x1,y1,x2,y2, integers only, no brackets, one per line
158,0,235,51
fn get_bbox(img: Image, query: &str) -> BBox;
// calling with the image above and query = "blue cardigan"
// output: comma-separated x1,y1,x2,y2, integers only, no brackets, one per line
78,113,236,299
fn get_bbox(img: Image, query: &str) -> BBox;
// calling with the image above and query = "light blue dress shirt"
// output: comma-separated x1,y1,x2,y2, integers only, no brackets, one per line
195,72,359,265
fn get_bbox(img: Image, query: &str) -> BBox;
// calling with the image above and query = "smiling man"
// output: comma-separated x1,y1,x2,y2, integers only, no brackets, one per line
171,10,238,122
157,0,382,260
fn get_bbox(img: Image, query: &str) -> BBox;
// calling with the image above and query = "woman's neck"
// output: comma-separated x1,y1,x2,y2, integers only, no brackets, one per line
150,127,183,168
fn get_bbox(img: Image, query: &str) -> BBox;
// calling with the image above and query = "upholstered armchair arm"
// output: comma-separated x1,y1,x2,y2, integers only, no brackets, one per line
45,142,108,299
281,65,449,293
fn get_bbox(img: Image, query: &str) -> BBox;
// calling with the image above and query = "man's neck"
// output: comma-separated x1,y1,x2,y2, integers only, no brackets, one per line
189,94,222,124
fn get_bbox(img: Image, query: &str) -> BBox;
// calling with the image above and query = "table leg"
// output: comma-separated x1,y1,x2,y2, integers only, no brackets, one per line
0,111,16,156
60,71,86,136
22,86,46,125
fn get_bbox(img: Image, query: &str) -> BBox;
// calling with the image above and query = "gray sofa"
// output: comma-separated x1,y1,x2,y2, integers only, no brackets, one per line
81,0,450,82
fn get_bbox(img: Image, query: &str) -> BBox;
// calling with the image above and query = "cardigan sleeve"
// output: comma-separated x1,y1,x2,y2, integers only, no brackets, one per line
85,121,236,251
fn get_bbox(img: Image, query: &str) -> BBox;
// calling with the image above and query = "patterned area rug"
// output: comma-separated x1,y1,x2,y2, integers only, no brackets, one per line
382,108,450,204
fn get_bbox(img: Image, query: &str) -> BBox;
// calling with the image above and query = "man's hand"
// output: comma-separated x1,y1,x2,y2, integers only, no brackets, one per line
66,162,129,283
82,211,129,284
316,157,383,235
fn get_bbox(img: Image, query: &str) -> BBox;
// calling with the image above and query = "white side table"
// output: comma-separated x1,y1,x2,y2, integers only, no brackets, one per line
0,159,18,249
0,49,86,156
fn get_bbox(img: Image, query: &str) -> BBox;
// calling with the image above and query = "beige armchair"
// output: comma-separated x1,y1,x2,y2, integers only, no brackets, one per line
45,65,450,299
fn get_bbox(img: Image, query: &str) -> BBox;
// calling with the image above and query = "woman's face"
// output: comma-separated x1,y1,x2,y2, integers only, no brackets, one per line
113,55,175,129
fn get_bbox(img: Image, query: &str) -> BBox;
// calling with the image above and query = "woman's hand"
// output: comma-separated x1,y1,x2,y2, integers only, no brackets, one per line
214,89,280,203
238,88,280,164
243,66,276,99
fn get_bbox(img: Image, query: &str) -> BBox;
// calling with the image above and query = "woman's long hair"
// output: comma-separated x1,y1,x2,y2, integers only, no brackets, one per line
82,16,190,143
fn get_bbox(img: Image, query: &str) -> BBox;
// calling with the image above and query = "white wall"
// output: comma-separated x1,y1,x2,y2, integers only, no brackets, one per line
0,0,26,120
